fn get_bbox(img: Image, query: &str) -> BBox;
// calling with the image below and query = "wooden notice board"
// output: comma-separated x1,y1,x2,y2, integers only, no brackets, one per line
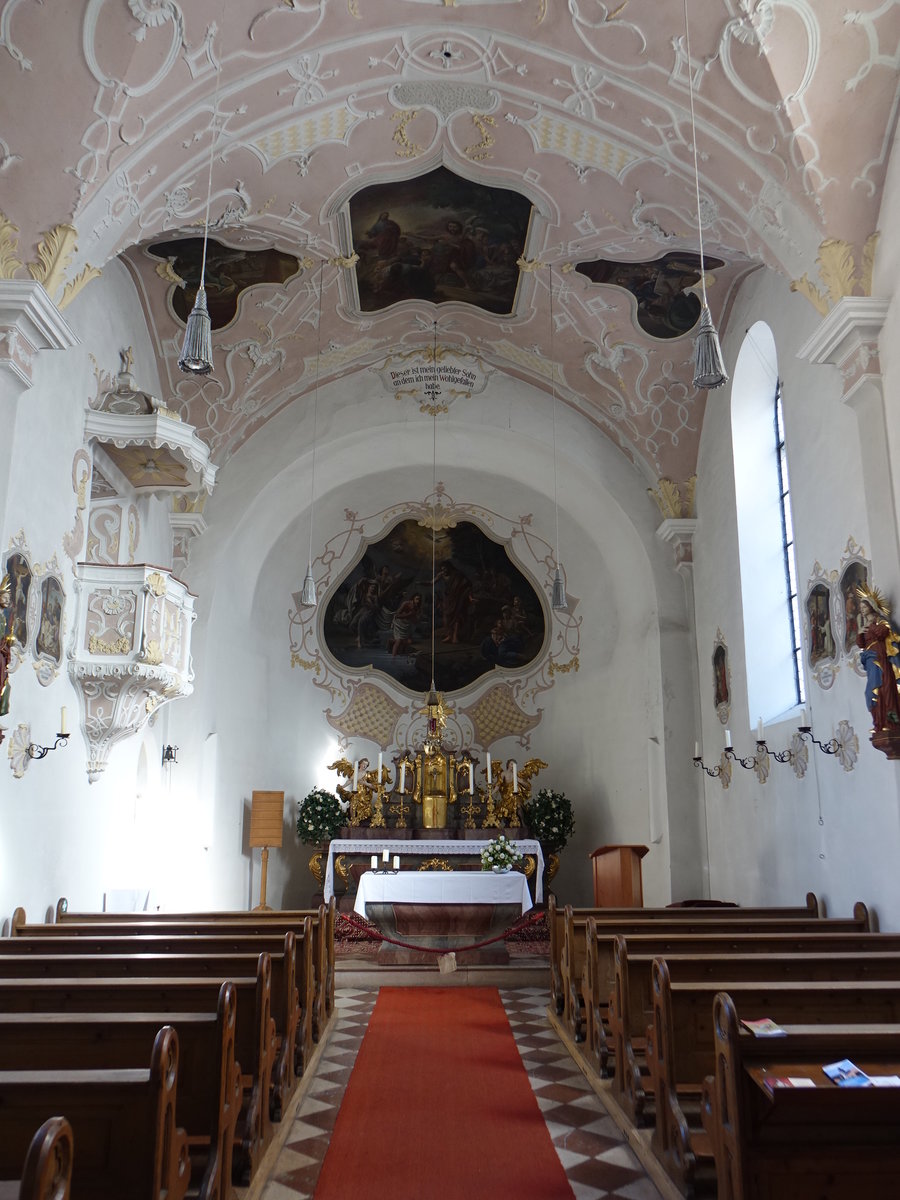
249,791,285,849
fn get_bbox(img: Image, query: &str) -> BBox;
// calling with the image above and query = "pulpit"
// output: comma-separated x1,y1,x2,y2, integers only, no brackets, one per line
590,844,648,907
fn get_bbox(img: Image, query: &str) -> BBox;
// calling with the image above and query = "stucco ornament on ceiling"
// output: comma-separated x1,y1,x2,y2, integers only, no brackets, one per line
373,345,494,414
289,484,580,751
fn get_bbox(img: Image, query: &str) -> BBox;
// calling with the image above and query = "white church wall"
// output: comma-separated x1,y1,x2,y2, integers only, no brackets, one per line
694,265,900,928
0,262,202,930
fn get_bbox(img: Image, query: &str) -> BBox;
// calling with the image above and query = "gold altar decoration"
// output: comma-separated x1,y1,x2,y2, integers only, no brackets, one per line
418,858,452,871
405,689,471,828
308,850,325,887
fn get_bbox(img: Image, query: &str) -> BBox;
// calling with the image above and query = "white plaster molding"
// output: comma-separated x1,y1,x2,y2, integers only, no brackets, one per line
83,410,218,496
0,281,78,393
656,518,697,570
796,295,889,371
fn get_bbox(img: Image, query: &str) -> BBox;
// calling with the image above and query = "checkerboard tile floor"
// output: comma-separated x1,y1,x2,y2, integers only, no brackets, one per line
261,985,662,1199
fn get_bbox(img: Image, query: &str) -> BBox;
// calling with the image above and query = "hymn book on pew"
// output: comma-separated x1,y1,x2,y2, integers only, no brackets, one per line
740,1017,786,1037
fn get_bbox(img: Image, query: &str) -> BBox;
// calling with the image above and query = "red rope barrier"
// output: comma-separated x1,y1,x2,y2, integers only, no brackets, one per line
336,909,547,955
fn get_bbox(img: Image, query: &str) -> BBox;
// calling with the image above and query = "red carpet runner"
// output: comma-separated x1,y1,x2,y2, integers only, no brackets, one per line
314,987,574,1199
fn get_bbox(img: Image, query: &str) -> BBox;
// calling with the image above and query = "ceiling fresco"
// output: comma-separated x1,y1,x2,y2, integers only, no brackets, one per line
349,165,533,313
1,1,897,489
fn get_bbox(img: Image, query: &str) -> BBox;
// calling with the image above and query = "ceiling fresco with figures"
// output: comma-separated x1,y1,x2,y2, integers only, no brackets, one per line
1,1,898,488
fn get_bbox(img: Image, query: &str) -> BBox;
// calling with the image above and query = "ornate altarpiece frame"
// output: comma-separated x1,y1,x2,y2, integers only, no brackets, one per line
288,485,581,754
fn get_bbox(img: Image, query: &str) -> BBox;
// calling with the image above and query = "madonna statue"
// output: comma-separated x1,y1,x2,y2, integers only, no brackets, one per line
856,584,900,758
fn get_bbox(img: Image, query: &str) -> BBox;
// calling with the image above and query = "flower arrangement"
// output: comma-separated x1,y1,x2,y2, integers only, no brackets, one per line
481,834,523,872
296,787,345,845
522,787,574,853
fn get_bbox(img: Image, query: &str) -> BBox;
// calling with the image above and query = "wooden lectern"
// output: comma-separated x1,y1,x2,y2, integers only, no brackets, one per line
590,844,649,907
249,790,284,911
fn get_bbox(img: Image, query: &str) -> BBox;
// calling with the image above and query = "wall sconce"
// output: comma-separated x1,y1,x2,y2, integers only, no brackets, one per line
27,707,69,761
162,744,178,766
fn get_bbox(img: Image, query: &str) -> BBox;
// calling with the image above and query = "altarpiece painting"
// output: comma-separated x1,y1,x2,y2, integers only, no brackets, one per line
322,519,545,694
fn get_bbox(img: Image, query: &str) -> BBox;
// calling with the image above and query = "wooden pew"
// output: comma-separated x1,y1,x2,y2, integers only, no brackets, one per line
704,993,900,1200
0,1026,189,1200
587,926,900,1076
0,967,274,1184
48,899,337,1038
647,961,900,1195
612,938,900,1125
0,1116,73,1200
0,983,239,1200
564,903,870,1045
548,895,820,1016
0,925,314,1090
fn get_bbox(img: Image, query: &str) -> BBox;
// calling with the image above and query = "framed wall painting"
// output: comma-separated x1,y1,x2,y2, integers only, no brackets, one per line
805,571,838,690
835,540,870,676
712,629,731,724
33,573,64,686
4,545,32,671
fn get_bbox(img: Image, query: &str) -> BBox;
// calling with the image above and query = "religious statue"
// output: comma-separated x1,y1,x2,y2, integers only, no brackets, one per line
328,755,374,825
856,585,900,758
0,573,12,735
492,756,548,826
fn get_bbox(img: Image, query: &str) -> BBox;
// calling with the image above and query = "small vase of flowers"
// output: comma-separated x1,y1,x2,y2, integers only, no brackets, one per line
481,834,523,873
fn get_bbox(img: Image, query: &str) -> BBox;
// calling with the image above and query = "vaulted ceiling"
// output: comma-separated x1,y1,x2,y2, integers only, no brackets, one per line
3,1,897,486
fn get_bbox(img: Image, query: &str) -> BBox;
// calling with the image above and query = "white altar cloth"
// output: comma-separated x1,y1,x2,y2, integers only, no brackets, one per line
323,838,545,902
354,870,532,918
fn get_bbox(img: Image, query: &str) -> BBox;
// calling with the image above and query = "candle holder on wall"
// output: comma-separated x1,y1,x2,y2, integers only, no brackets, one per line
26,731,69,760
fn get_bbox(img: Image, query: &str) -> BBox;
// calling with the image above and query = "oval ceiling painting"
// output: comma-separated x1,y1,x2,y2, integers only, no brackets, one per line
323,519,546,694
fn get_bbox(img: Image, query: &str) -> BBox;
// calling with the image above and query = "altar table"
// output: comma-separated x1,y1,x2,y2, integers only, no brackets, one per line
354,869,533,917
354,869,533,965
323,838,545,902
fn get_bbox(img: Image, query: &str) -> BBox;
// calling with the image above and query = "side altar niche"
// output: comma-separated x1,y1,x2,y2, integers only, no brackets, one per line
329,689,547,836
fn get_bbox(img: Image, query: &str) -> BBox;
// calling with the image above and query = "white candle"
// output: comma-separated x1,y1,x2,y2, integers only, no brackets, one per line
486,752,491,781
801,707,809,728
377,751,383,779
59,706,68,736
724,729,732,747
694,741,700,759
468,762,473,792
512,762,518,793
400,761,406,792
353,760,358,790
756,717,764,742
383,849,389,863
393,855,400,870
371,854,377,870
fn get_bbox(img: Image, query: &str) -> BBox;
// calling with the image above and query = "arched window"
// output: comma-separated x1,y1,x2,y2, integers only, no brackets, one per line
731,322,805,723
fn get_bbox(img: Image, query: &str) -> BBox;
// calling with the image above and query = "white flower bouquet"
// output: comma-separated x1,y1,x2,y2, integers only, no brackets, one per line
480,834,523,872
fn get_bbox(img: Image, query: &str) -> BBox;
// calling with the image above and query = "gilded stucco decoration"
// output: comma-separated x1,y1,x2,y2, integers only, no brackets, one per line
648,476,696,520
324,682,406,747
289,485,580,751
0,213,100,308
791,234,879,316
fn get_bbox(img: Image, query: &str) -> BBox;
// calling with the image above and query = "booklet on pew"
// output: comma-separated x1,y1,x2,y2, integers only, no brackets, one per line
740,1017,787,1037
764,1076,816,1091
823,1059,873,1087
